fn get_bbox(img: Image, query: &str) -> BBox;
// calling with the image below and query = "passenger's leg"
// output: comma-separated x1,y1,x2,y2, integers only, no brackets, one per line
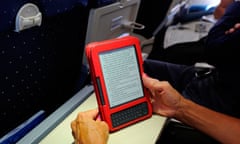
143,59,225,114
143,59,195,92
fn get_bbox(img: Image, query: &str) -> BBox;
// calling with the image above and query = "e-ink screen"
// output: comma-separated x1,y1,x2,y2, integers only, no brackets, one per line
99,45,144,108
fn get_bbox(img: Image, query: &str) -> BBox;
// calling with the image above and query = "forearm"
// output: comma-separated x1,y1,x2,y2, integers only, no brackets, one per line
175,98,240,144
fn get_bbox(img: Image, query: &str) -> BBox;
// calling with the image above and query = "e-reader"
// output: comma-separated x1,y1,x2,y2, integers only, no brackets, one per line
86,36,152,132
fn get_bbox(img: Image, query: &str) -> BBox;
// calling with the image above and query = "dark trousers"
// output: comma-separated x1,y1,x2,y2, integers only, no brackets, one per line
143,59,227,115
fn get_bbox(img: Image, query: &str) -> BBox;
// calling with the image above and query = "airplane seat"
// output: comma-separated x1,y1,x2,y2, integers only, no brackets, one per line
132,0,173,54
37,0,91,105
0,0,90,142
147,0,217,65
133,0,173,39
0,1,48,139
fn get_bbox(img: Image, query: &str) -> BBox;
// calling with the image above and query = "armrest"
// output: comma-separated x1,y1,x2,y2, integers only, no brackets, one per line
0,110,45,144
194,62,215,78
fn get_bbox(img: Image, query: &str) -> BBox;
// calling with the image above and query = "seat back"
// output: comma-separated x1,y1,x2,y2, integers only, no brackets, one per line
134,0,173,39
0,0,90,139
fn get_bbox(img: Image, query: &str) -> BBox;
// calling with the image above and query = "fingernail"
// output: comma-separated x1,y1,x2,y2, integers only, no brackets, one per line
142,73,148,77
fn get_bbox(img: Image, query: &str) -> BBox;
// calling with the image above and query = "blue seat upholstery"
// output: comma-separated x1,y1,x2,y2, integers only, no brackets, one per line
38,0,87,16
0,0,90,139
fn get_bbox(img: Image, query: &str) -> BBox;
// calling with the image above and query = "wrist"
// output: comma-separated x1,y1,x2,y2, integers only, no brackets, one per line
174,98,192,120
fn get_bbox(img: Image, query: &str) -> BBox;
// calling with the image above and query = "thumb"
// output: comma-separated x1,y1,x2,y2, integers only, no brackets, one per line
142,73,153,89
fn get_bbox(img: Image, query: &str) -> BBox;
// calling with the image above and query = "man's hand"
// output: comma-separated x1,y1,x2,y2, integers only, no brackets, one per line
71,109,109,144
225,23,240,34
142,73,183,117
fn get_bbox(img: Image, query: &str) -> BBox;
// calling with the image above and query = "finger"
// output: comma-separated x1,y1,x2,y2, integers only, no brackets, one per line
234,23,240,29
71,121,77,139
225,30,230,34
99,121,109,131
229,28,235,33
85,109,99,119
142,74,165,99
95,113,102,121
75,120,81,144
88,109,99,119
142,73,156,88
77,109,99,120
71,120,80,144
98,121,110,138
142,74,163,91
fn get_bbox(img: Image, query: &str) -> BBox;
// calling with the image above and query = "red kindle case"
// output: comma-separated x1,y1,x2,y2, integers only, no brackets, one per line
85,36,152,132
